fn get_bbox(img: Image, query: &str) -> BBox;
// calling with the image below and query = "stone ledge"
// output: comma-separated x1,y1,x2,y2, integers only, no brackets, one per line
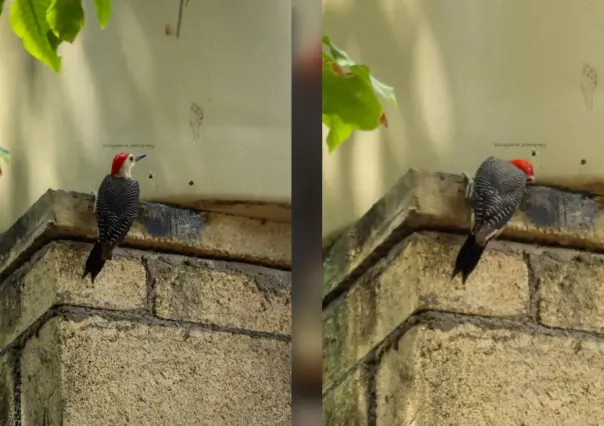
2,304,290,359
323,169,604,303
322,231,530,391
0,190,291,283
189,199,291,223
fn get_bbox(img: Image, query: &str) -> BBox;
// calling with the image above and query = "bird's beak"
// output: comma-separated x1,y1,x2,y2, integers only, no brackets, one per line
527,176,535,184
135,154,147,162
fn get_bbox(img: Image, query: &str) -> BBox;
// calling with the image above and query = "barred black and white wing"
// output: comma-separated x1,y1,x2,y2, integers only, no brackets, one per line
95,175,140,248
453,156,528,283
471,156,527,244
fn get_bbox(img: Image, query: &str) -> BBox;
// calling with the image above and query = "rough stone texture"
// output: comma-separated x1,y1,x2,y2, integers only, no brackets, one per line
0,191,291,425
377,323,604,425
0,241,146,350
0,353,14,426
153,256,291,334
22,317,291,426
535,249,604,333
322,169,604,425
323,232,528,391
323,169,604,301
0,190,290,284
322,365,370,426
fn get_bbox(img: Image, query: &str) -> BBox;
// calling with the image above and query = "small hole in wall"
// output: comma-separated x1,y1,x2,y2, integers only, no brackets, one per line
581,159,587,166
188,180,195,186
165,24,175,36
531,149,537,157
148,172,154,179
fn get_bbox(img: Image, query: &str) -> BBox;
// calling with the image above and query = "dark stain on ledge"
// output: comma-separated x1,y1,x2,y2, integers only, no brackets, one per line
139,202,204,241
521,185,599,230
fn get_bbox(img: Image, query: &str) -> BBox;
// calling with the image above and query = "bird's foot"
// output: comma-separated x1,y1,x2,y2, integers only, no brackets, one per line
91,191,97,213
462,172,474,201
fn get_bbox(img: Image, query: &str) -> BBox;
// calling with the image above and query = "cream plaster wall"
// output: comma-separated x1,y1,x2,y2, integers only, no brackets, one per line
323,0,604,240
0,0,291,231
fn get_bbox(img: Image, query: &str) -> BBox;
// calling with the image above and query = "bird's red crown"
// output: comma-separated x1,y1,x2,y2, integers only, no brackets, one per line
509,158,535,182
111,152,130,176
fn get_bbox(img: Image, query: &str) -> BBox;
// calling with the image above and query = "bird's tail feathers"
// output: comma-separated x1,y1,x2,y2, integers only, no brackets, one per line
101,243,114,261
452,234,486,283
82,243,106,284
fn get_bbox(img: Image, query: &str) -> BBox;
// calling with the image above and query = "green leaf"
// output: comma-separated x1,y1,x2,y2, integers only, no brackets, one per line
370,75,397,106
322,114,354,153
0,146,10,165
0,147,9,177
322,62,383,131
10,0,62,72
322,35,355,69
94,0,111,29
46,28,61,51
321,35,397,152
0,0,7,16
47,0,84,43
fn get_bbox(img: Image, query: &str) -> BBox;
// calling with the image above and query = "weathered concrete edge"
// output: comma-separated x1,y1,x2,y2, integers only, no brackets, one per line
0,239,292,353
322,307,604,399
0,190,291,282
7,307,291,426
188,199,291,223
0,304,292,361
0,350,15,426
322,231,532,393
322,362,373,425
322,171,419,303
323,230,604,392
323,169,604,304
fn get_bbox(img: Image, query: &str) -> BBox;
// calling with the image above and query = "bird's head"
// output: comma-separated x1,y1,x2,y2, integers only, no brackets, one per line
111,152,147,178
509,158,535,183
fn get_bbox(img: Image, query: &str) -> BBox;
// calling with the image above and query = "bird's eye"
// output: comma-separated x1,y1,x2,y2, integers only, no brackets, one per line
129,155,134,161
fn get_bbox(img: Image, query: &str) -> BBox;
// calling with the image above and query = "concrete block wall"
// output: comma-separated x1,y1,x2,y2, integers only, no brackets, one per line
0,190,291,425
323,170,604,425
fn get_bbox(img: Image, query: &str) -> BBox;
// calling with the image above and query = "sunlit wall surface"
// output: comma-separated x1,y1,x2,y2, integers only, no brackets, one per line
323,0,604,241
0,0,291,232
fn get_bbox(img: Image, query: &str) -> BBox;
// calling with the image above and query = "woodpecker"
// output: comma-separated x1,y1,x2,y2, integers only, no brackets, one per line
452,156,535,283
82,152,147,283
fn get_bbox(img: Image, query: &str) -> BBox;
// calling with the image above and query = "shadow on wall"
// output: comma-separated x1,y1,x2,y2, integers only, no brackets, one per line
0,0,291,233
